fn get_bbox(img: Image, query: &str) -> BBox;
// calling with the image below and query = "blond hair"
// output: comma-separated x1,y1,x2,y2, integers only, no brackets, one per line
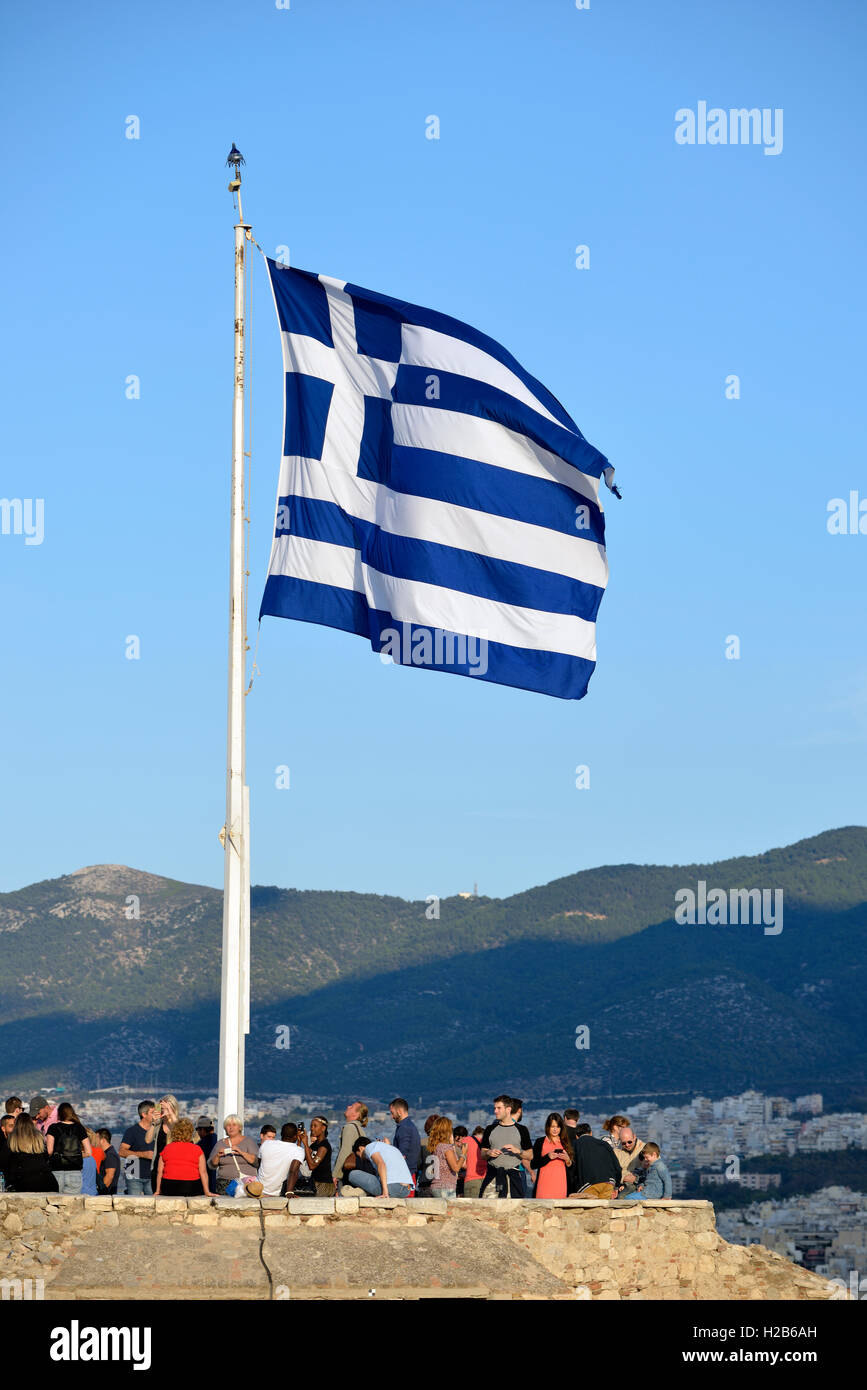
158,1095,180,1123
8,1114,46,1155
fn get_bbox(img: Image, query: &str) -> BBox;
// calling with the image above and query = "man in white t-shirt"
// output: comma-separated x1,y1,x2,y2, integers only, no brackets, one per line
348,1137,413,1197
257,1122,305,1196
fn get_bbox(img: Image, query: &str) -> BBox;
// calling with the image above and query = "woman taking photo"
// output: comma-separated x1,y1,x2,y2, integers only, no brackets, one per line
532,1113,573,1199
145,1095,180,1170
154,1118,211,1196
45,1102,92,1194
4,1114,58,1193
208,1114,259,1195
298,1116,333,1197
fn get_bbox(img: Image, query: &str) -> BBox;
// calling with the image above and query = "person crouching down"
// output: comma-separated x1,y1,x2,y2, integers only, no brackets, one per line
346,1136,413,1198
622,1143,672,1200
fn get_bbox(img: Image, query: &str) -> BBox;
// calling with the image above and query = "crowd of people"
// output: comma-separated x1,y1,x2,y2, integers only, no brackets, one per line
0,1093,672,1202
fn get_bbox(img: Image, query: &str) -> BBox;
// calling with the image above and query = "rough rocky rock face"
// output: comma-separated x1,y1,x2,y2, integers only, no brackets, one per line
0,1195,839,1301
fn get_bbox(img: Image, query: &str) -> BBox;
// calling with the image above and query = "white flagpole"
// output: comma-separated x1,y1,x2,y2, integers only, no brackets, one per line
218,145,251,1130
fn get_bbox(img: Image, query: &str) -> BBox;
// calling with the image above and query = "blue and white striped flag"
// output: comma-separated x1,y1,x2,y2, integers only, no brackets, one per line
260,259,617,700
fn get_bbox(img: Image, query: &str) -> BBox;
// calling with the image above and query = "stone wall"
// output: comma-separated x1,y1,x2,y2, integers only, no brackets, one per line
0,1193,838,1301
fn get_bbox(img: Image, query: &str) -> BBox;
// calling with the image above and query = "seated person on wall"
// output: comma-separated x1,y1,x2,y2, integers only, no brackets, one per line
621,1143,672,1200
333,1102,369,1193
296,1116,334,1196
572,1125,623,1198
600,1115,630,1149
615,1127,646,1190
257,1122,305,1197
346,1136,413,1198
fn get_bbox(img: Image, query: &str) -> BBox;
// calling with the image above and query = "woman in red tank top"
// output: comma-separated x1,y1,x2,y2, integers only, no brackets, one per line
155,1117,211,1196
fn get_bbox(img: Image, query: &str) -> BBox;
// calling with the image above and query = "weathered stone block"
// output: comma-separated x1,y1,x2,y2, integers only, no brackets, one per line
66,1214,96,1231
83,1197,113,1211
287,1197,335,1214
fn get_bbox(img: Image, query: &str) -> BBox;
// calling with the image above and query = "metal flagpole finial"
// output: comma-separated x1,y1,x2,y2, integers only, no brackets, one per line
226,144,247,221
226,143,245,188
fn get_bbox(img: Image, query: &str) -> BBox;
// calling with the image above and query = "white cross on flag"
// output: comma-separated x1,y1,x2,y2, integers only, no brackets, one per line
260,259,616,700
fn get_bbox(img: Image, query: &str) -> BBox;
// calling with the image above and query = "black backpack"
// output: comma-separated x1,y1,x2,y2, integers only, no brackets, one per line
52,1125,83,1170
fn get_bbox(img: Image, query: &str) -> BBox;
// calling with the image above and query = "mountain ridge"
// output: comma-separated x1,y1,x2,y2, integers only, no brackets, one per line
1,826,865,1095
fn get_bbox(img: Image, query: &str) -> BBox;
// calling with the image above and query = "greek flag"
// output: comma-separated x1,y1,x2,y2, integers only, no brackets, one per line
260,259,617,700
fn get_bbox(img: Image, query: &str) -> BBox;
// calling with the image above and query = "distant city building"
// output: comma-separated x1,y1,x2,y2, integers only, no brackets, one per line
793,1093,823,1115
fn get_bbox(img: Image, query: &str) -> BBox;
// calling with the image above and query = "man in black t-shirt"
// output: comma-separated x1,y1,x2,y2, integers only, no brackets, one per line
119,1099,156,1195
97,1129,120,1194
0,1113,15,1184
563,1108,582,1193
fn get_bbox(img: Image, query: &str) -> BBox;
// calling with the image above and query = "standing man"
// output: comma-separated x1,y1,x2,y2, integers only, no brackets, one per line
0,1112,16,1184
510,1098,532,1197
97,1129,120,1195
479,1096,533,1199
29,1095,59,1135
389,1098,421,1181
118,1099,156,1196
563,1109,582,1193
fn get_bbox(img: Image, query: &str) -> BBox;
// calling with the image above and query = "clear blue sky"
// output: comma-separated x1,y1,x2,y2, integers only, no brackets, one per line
2,0,865,899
